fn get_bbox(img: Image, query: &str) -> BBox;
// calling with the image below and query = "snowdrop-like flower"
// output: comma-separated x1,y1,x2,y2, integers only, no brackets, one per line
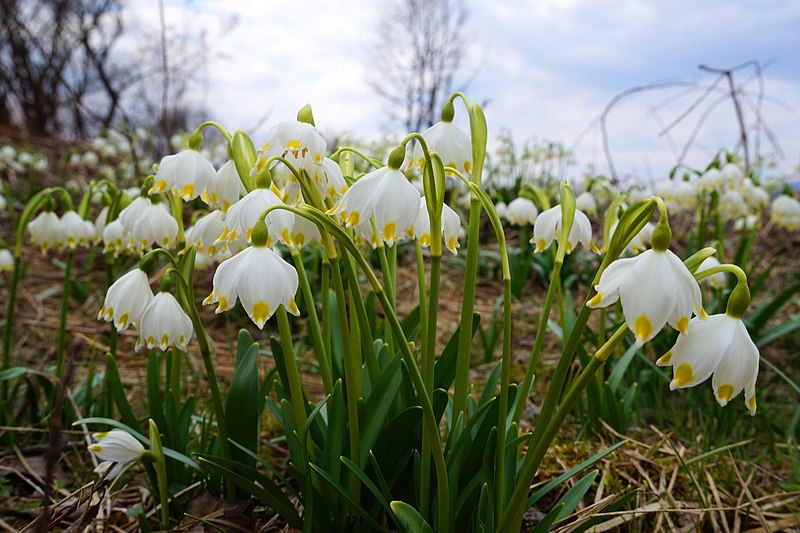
290,211,321,248
28,211,62,253
88,429,145,479
720,163,744,190
662,181,694,213
256,120,327,174
204,235,299,328
695,168,722,193
216,188,294,250
129,203,178,253
60,211,96,249
136,292,193,351
771,195,800,230
82,151,99,167
588,249,704,346
494,201,507,219
102,219,125,255
505,197,538,226
151,150,216,201
657,314,758,415
99,267,154,330
329,166,420,247
719,190,748,221
94,206,109,242
734,215,759,232
410,121,472,173
407,197,461,254
202,160,247,213
313,157,348,201
696,256,727,289
575,191,598,216
184,210,226,258
531,205,597,253
0,249,13,271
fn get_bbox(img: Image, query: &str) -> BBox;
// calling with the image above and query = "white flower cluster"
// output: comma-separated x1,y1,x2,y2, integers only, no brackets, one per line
0,145,48,174
28,211,95,253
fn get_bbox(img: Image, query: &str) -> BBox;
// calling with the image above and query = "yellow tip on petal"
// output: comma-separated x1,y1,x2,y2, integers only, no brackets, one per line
89,444,103,452
676,316,689,335
252,301,270,327
657,350,672,366
181,183,194,199
464,160,472,173
289,298,299,315
535,238,547,252
420,234,431,247
747,394,756,414
634,315,653,344
218,295,229,312
383,222,396,242
699,307,707,319
281,228,293,246
717,384,734,405
346,211,360,227
588,291,603,308
671,362,695,389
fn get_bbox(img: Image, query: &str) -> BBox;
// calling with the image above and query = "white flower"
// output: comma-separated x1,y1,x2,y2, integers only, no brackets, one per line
329,166,420,247
129,203,178,253
94,206,110,242
695,168,722,192
608,220,654,255
152,150,216,201
657,314,758,415
505,198,538,226
202,160,247,213
313,157,348,201
60,211,96,249
771,195,800,230
256,121,326,174
410,121,472,174
588,249,705,346
720,163,744,190
28,211,62,253
204,245,299,328
495,201,507,219
290,211,321,248
0,249,13,271
531,205,597,253
696,256,727,289
734,215,759,232
575,191,598,216
88,429,145,479
719,190,748,221
102,219,125,255
136,292,193,352
216,188,294,250
407,197,461,254
99,267,154,331
184,210,226,258
661,181,694,213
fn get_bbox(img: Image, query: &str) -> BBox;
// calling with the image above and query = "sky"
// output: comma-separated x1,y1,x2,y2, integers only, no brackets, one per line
128,0,800,186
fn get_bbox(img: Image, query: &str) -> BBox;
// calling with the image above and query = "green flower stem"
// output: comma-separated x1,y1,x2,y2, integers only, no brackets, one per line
697,191,708,247
55,250,75,380
291,249,333,395
104,261,118,356
377,241,396,356
329,147,384,170
321,258,332,363
414,240,429,362
418,252,440,519
2,255,22,372
341,254,379,383
193,121,232,143
499,325,628,532
276,305,308,433
168,348,181,407
512,260,562,425
148,419,171,531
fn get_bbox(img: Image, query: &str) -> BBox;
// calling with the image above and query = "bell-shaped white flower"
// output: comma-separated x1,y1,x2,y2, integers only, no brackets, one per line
313,157,348,201
256,120,327,174
216,188,294,250
719,190,748,221
99,267,154,331
290,210,321,248
771,195,800,230
129,203,178,253
151,149,216,201
495,201,508,219
202,160,247,213
734,214,759,232
695,168,722,193
102,219,125,255
94,206,110,243
531,205,597,253
505,197,538,226
575,191,598,216
60,211,96,249
0,249,13,271
204,240,300,329
136,292,194,352
28,211,62,253
408,197,462,254
588,248,705,346
696,256,727,289
410,121,472,174
88,429,145,479
184,210,226,258
657,314,758,415
329,166,420,247
720,163,744,190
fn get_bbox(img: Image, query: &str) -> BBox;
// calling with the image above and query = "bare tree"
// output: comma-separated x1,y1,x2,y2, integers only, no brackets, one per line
370,0,469,133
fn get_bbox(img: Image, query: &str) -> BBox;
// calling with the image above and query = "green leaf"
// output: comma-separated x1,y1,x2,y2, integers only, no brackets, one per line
608,343,638,392
309,463,384,530
340,456,394,518
322,381,346,481
551,470,598,524
390,500,434,533
235,329,256,368
360,356,403,464
146,352,168,441
434,312,480,391
0,367,48,380
225,339,260,468
197,455,301,528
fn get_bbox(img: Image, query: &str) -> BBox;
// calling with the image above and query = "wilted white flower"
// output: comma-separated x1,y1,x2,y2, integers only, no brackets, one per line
407,197,461,254
88,429,145,479
505,198,538,226
204,244,299,328
99,267,154,331
136,292,193,351
657,313,758,415
531,205,597,253
588,248,705,346
152,150,216,201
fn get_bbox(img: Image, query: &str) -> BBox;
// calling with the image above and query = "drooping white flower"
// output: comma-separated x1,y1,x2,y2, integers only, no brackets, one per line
151,150,216,201
407,197,462,254
720,163,744,190
696,256,727,289
204,245,299,328
0,249,13,271
657,314,759,415
290,210,321,248
94,206,110,242
135,292,193,352
734,214,759,232
184,210,226,258
660,180,694,213
575,191,598,216
329,166,420,247
313,157,348,201
588,249,705,346
99,267,154,331
216,188,294,250
719,190,748,221
410,121,472,174
202,160,247,213
88,429,145,479
505,197,538,226
102,219,125,255
695,168,722,193
256,120,327,175
494,201,508,219
129,203,178,253
60,211,96,249
28,211,62,253
771,195,800,230
531,205,597,254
